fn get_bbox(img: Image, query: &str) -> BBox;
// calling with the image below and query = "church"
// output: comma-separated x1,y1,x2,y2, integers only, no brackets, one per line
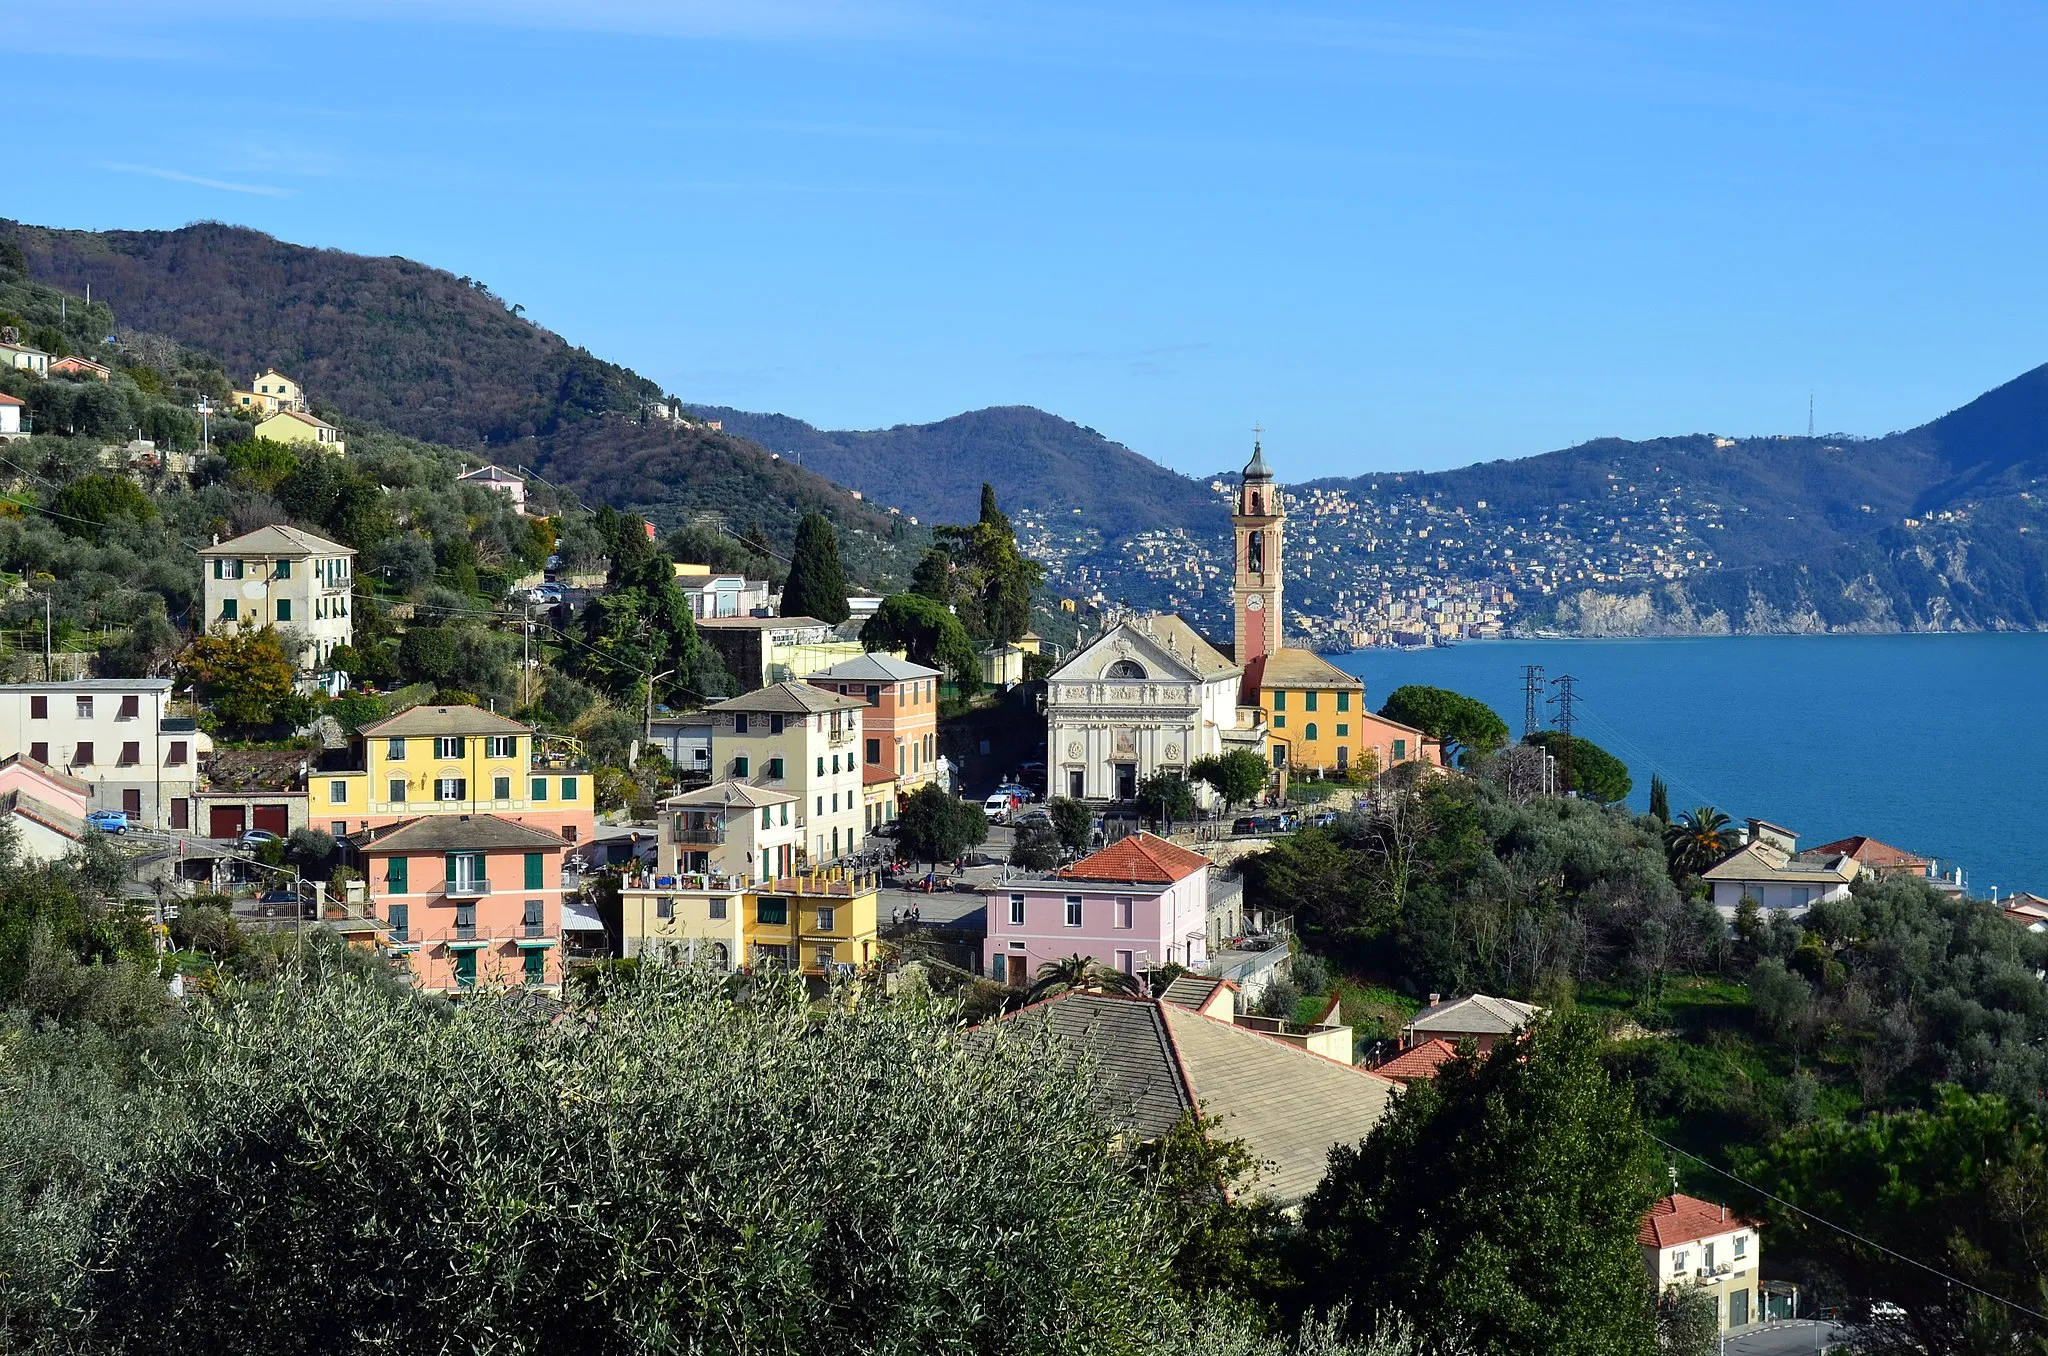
1047,441,1418,804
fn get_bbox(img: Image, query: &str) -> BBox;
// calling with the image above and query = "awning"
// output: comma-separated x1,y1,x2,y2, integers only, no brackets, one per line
561,897,606,932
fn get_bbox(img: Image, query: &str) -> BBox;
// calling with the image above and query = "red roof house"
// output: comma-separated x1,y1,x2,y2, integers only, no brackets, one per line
1373,1037,1460,1084
1638,1192,1758,1250
1059,831,1211,884
1807,836,1931,878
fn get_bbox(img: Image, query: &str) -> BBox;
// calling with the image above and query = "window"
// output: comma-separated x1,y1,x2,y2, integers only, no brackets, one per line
212,558,244,580
118,742,139,766
1336,724,1349,737
1115,896,1133,929
171,797,189,829
72,743,92,767
1065,895,1083,927
1337,690,1350,712
1009,894,1025,926
493,776,511,800
734,756,750,777
389,779,408,804
898,746,906,775
168,740,188,766
221,599,238,621
767,757,784,779
434,736,466,759
486,736,517,758
708,897,728,920
866,685,881,706
815,945,837,970
757,897,788,925
1274,714,1286,729
274,558,291,580
523,949,546,984
531,777,547,801
832,754,841,774
387,857,409,892
561,777,577,800
769,714,784,735
118,695,139,720
28,742,45,763
1392,739,1406,760
435,778,467,801
1702,1242,1716,1270
387,903,409,942
1106,659,1148,679
1734,1235,1747,1259
778,804,789,826
1304,723,1318,742
29,696,45,720
388,737,406,759
523,898,544,935
1672,1250,1687,1275
816,905,835,932
276,599,291,622
734,714,750,734
1272,690,1286,711
76,696,93,719
816,796,823,816
830,793,838,812
454,949,477,988
1115,949,1134,975
524,853,544,890
816,756,825,777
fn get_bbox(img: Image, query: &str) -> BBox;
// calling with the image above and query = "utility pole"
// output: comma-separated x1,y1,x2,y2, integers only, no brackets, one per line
521,603,533,708
1550,674,1577,795
1520,663,1545,741
43,595,52,681
645,667,676,740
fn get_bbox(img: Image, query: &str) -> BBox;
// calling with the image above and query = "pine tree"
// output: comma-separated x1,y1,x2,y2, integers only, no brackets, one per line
781,512,850,624
910,549,954,605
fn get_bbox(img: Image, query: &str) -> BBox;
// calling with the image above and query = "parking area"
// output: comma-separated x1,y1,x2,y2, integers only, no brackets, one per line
1723,1320,1843,1355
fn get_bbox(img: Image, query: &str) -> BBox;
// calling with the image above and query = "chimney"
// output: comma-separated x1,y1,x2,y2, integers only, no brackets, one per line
1427,992,1441,1007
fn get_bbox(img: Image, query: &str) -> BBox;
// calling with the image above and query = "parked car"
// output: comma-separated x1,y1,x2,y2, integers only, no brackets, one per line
239,827,282,849
982,793,1014,822
85,809,129,834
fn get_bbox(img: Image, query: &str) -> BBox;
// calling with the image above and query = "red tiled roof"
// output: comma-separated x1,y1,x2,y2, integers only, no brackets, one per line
0,393,22,406
1808,836,1929,869
1060,832,1211,885
1638,1193,1758,1249
862,763,898,786
1373,1038,1459,1083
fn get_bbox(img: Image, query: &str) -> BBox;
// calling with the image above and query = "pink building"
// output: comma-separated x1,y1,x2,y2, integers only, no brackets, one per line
984,832,1211,986
358,813,568,995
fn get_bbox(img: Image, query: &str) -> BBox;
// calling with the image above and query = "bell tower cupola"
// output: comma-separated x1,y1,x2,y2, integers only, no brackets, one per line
1231,435,1284,668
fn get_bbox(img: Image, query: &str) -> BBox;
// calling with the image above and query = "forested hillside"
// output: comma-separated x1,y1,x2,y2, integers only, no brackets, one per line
695,403,1226,539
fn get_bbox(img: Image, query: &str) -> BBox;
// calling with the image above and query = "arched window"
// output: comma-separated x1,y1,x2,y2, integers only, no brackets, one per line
1305,723,1318,743
708,942,729,970
1106,659,1148,680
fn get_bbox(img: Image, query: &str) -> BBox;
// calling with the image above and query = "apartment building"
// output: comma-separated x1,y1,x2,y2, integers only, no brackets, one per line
1640,1194,1763,1334
806,652,941,827
198,524,356,670
359,813,568,995
705,682,865,866
653,779,800,882
0,679,209,828
314,704,594,844
620,866,879,978
984,832,1212,985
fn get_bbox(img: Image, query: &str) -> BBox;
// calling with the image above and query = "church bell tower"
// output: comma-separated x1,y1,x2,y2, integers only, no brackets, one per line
1232,438,1283,667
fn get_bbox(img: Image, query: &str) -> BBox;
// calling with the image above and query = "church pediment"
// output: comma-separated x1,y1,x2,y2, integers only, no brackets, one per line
1051,618,1214,686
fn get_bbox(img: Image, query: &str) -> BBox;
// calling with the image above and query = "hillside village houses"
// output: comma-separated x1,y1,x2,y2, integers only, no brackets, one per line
1641,1193,1767,1335
233,367,307,417
47,354,110,381
255,408,346,453
0,392,22,441
200,524,356,672
0,679,209,829
705,681,868,865
0,329,51,376
457,463,527,514
672,563,771,620
806,652,940,830
1702,819,1861,920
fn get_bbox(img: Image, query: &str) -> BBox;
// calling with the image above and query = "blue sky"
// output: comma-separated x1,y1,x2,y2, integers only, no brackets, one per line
7,1,2046,479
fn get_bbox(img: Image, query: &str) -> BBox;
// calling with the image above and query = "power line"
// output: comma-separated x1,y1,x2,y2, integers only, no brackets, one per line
1651,1135,2048,1326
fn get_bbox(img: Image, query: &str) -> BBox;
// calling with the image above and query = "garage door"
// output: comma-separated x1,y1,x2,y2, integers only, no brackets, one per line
253,805,290,836
209,805,246,839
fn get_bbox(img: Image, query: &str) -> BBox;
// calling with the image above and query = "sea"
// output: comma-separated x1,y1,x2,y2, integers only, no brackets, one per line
1329,634,2046,898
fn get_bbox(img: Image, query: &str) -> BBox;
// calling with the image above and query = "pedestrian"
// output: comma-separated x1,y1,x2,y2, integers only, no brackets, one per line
891,907,901,927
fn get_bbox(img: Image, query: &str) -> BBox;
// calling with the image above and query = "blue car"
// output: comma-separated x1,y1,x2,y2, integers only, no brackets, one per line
86,809,129,834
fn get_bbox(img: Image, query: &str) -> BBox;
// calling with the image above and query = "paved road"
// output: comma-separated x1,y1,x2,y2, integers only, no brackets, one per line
1724,1320,1843,1355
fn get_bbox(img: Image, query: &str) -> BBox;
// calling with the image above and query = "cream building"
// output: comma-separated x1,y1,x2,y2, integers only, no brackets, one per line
655,779,801,882
254,409,345,453
705,681,866,865
0,679,211,829
233,368,307,417
199,524,355,670
1045,613,1264,804
1640,1193,1764,1334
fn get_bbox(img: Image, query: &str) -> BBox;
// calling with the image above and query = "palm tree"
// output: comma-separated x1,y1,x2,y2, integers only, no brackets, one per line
1029,954,1143,1001
1664,806,1741,881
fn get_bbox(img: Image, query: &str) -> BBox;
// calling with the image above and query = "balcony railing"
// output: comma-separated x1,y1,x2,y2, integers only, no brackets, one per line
672,828,726,846
444,879,490,899
523,922,545,938
455,922,478,940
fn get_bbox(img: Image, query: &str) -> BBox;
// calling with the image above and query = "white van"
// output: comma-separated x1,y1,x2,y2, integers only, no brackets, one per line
983,793,1012,822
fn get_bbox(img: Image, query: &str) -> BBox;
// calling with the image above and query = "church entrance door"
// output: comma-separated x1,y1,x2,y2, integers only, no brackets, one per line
1114,763,1138,800
1068,769,1085,798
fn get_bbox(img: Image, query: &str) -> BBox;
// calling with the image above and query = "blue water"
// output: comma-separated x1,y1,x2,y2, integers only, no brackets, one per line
1329,635,2046,897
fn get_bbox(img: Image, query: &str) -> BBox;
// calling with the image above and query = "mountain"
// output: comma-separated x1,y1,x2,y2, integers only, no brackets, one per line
0,218,919,583
691,403,1225,539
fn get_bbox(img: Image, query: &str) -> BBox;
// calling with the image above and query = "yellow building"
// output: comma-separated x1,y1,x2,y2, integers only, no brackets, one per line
255,409,346,453
1247,647,1370,776
620,867,881,979
314,703,595,846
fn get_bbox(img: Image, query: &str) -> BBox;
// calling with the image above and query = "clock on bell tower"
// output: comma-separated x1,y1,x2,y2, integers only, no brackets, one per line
1232,437,1283,667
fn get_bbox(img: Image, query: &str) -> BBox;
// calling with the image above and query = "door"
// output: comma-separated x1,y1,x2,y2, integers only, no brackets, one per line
1068,769,1085,798
253,804,289,836
122,788,142,816
1728,1289,1749,1328
1114,763,1137,800
210,805,246,839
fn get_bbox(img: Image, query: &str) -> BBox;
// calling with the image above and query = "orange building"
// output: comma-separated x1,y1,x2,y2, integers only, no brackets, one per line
359,813,568,995
808,653,943,825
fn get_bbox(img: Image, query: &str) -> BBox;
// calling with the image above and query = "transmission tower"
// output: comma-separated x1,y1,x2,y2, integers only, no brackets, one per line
1549,674,1578,796
1520,664,1545,741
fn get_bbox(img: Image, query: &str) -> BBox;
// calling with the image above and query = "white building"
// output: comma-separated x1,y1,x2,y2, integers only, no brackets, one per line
0,392,22,440
705,681,866,865
1045,613,1261,803
198,525,356,671
0,680,212,829
1640,1193,1764,1335
1702,820,1858,920
655,780,801,882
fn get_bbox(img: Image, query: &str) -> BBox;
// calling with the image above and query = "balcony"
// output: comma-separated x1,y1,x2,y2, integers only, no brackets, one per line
443,878,490,899
672,828,726,847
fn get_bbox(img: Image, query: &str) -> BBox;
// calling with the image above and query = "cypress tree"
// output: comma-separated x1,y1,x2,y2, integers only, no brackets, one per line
1648,773,1670,823
781,512,850,624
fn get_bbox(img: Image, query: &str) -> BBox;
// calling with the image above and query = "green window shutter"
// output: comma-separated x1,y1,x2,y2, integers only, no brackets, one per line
562,776,579,800
531,777,547,801
1272,690,1286,711
389,856,408,892
525,852,543,890
445,852,458,884
1304,691,1317,712
1338,691,1350,712
276,599,291,622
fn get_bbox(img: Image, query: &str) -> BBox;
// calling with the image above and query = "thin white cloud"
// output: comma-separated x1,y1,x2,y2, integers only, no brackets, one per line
97,163,294,197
